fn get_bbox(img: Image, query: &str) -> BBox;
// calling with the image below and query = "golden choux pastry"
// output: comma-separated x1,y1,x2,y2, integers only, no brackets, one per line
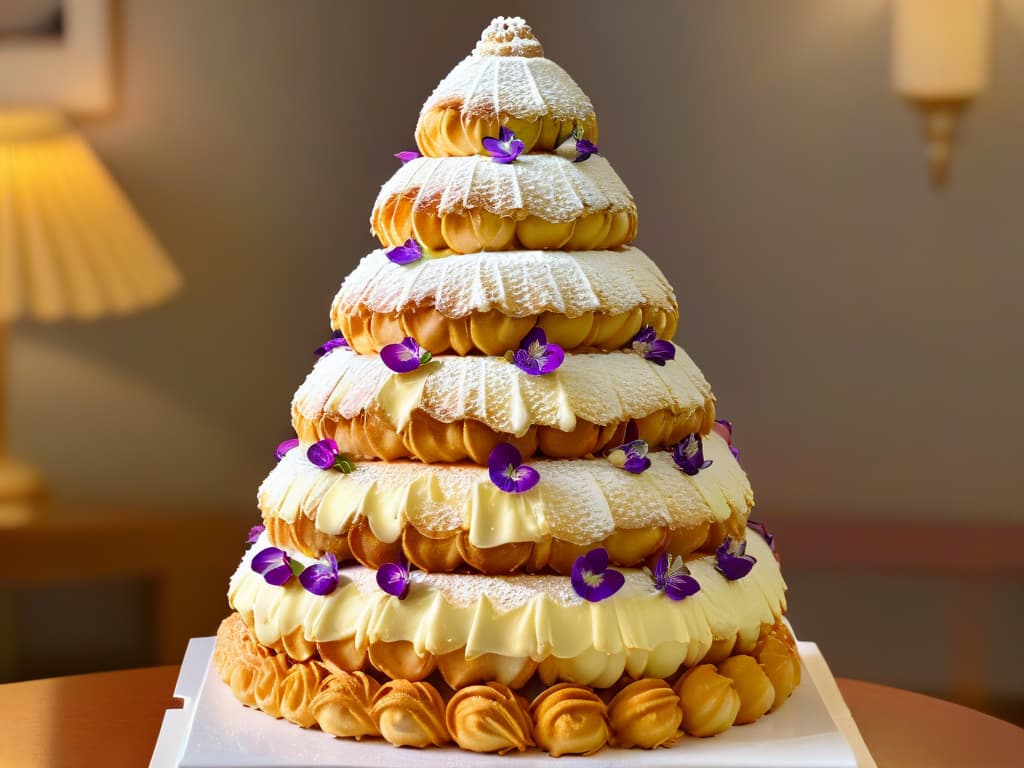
368,640,437,682
717,654,775,724
260,434,750,574
253,654,291,719
531,683,610,756
316,636,367,675
436,650,538,690
607,679,682,748
310,671,381,739
415,17,598,156
213,613,271,708
371,154,636,253
673,664,741,737
279,660,328,728
371,679,450,748
445,682,534,754
333,247,677,356
292,344,713,463
753,622,802,710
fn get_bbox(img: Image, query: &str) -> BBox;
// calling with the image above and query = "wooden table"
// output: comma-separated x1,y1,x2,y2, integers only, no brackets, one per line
0,668,1021,768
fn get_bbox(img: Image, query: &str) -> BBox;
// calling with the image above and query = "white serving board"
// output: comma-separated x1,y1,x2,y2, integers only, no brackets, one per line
151,637,875,768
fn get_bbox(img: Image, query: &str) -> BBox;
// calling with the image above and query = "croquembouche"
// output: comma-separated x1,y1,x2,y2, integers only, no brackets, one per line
213,16,800,756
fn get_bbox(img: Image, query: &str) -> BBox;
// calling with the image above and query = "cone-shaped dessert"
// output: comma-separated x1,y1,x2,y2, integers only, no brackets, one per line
214,16,799,755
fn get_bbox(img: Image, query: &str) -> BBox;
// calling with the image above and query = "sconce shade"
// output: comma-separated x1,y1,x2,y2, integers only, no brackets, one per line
0,108,181,323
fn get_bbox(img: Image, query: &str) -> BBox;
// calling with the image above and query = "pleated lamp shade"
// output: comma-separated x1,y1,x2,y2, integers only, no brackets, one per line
0,108,181,322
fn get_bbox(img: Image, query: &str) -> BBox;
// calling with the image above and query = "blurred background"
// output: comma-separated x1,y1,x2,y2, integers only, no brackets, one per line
0,0,1021,724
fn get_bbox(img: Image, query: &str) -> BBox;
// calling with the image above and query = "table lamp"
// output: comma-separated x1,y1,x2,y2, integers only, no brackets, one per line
0,107,182,525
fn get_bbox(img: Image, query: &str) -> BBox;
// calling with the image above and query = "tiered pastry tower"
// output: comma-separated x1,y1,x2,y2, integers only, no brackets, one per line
214,17,801,756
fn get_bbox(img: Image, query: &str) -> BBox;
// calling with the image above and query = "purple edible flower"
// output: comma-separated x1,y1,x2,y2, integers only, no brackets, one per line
672,433,713,476
380,336,432,373
275,438,300,460
630,326,676,366
299,552,340,596
510,328,564,376
482,126,525,164
715,536,757,581
395,150,421,164
747,519,777,558
607,439,651,474
644,553,701,601
251,546,295,587
713,418,740,460
573,138,600,163
488,443,540,494
306,438,355,473
245,524,265,545
386,238,423,265
571,548,625,602
314,330,349,357
376,555,410,599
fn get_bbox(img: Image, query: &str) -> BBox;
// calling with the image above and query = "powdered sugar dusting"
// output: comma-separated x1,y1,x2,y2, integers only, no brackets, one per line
421,55,593,121
372,154,633,225
332,248,675,322
259,436,751,546
291,346,713,435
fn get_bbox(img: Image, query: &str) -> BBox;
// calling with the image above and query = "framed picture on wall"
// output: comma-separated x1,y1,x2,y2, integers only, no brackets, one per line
0,0,112,113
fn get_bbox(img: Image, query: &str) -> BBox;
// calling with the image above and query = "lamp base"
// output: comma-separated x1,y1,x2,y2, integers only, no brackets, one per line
0,457,46,526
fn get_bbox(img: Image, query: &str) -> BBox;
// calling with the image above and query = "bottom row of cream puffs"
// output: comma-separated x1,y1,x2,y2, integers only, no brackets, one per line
214,613,801,756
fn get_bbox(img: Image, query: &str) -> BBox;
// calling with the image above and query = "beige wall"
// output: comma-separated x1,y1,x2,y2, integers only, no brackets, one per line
5,0,1024,696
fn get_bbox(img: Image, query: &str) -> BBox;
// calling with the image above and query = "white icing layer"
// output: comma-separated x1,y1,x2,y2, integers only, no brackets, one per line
292,346,712,437
259,435,751,548
372,154,633,224
332,247,675,320
420,54,594,121
229,531,785,675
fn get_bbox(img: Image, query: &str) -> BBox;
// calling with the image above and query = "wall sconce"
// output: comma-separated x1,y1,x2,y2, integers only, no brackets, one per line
892,0,993,186
0,1,181,524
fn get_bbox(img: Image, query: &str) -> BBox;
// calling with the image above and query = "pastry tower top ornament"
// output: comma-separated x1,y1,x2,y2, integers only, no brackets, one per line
214,17,800,757
473,16,545,56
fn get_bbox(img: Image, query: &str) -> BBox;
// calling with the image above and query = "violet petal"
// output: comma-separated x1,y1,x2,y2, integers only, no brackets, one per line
715,536,757,580
488,442,540,493
673,434,714,476
275,438,299,460
307,439,339,470
395,150,421,164
314,331,349,357
570,548,624,602
664,572,701,601
376,561,410,599
631,326,657,345
622,454,652,474
246,524,265,544
251,546,293,586
380,336,424,373
573,138,600,163
263,563,294,586
299,553,339,596
386,238,423,265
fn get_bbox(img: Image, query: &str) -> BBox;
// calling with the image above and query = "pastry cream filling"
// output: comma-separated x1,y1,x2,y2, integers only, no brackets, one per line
230,532,785,671
259,433,752,548
292,345,712,439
